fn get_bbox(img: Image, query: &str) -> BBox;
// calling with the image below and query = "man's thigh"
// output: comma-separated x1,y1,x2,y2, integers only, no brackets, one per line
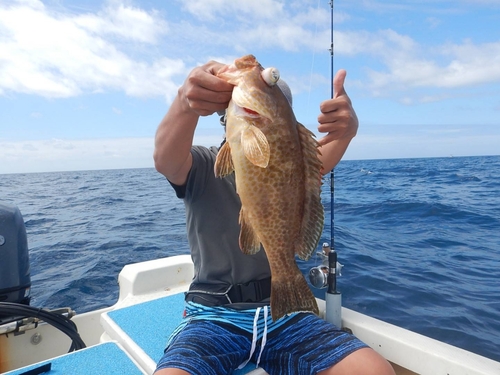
155,320,252,375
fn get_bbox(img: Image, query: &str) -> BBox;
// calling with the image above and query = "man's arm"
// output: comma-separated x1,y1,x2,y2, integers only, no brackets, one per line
316,69,358,174
153,61,233,185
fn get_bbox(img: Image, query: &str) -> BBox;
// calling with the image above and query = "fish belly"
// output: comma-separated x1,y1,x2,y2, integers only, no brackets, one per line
234,143,320,320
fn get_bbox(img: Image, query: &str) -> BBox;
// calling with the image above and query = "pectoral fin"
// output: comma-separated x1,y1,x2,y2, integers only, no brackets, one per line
241,125,270,168
214,141,234,177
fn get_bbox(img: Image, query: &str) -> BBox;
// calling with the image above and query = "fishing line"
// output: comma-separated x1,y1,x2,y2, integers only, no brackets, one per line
307,0,323,110
307,0,335,253
309,0,335,251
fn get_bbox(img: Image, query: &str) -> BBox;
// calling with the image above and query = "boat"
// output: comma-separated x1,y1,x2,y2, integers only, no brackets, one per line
2,204,500,375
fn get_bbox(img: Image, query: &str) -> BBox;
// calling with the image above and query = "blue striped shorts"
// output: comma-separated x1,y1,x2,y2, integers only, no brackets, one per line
155,303,367,375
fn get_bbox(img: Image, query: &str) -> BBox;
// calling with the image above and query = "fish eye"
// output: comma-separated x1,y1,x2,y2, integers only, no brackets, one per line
261,67,280,86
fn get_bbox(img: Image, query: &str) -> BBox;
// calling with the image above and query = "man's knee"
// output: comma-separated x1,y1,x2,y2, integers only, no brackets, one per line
318,348,396,375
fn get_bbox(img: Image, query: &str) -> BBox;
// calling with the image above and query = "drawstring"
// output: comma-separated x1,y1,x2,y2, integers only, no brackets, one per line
237,307,260,369
256,306,268,365
237,306,269,369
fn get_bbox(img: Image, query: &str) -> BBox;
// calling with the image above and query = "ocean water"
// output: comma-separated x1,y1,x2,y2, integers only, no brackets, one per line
1,155,499,362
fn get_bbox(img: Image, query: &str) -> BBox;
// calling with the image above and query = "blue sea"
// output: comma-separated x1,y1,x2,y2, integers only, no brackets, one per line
1,155,499,363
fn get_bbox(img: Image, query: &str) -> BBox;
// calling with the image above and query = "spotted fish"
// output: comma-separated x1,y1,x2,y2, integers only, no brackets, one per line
215,55,324,320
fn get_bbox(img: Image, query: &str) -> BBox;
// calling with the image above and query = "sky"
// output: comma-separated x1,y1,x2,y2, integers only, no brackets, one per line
1,0,499,174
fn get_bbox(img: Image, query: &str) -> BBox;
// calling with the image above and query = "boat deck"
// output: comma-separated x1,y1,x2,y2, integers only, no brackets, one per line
3,342,143,375
2,255,499,375
5,292,263,375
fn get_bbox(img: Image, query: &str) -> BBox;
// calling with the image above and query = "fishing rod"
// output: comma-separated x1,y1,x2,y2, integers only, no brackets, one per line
309,0,342,329
329,0,335,250
325,0,342,329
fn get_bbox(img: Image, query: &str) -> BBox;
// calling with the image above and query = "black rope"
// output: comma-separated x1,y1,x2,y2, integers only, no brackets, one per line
0,302,86,352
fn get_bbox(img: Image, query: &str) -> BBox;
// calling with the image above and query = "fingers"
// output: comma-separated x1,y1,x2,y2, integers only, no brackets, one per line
333,69,347,99
317,96,353,130
184,88,231,116
317,113,350,143
320,70,350,113
181,61,234,116
316,69,358,145
202,61,234,92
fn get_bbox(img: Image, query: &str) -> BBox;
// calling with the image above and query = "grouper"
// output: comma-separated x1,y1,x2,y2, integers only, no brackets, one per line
215,54,324,321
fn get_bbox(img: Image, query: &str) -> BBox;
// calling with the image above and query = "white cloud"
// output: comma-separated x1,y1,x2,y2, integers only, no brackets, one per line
0,137,155,174
171,0,331,53
75,1,167,43
345,126,500,160
180,0,284,22
1,0,499,107
425,17,441,29
0,0,187,100
337,29,500,100
354,0,500,14
437,40,500,86
0,124,497,174
0,132,227,174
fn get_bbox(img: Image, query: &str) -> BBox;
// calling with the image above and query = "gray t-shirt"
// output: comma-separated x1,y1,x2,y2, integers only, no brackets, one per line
170,145,271,286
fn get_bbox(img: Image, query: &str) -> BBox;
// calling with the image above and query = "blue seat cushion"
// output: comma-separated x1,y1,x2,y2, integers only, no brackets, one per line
4,342,143,375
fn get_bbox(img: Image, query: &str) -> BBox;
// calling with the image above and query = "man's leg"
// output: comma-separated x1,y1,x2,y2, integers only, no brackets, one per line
318,347,396,375
154,319,252,375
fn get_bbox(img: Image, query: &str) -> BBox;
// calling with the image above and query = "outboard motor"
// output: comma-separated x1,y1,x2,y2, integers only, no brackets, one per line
0,203,31,305
0,208,85,351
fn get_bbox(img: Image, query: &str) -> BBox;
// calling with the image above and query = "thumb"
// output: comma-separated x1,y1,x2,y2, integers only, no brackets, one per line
333,69,347,99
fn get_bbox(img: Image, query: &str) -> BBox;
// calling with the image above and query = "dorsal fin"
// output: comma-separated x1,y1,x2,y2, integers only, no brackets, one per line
295,122,324,260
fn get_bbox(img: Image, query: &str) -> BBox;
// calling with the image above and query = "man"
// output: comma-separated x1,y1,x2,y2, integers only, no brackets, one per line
153,59,395,375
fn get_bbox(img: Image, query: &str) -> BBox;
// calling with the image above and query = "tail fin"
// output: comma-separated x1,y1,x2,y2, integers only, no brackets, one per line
270,272,319,321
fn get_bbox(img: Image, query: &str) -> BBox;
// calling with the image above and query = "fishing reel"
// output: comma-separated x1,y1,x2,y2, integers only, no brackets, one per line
308,243,343,290
309,243,344,328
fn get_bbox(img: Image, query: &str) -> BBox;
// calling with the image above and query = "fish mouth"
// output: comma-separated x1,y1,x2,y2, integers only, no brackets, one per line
242,107,259,116
217,67,262,118
231,102,262,119
231,87,268,120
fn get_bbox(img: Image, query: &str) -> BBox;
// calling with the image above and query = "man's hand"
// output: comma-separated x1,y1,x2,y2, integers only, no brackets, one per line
179,61,234,117
317,69,358,147
154,60,232,184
